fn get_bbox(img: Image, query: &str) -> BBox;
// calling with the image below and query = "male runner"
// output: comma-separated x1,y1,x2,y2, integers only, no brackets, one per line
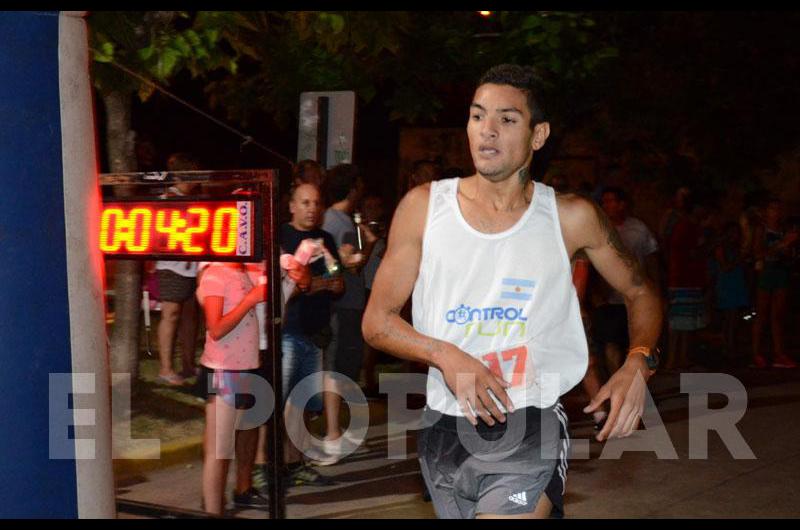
363,64,662,519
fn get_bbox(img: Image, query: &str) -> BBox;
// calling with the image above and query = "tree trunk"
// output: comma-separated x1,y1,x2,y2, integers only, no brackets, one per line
103,90,142,381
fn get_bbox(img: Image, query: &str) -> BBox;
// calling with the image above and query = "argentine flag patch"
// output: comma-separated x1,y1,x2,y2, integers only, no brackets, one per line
500,278,535,301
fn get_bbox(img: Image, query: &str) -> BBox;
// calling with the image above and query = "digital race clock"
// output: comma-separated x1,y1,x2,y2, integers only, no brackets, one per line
99,197,262,261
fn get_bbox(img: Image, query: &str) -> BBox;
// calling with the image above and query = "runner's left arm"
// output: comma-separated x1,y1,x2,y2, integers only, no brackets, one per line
560,195,663,442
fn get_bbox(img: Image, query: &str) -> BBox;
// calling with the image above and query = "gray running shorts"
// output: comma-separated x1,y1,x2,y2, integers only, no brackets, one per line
417,402,569,519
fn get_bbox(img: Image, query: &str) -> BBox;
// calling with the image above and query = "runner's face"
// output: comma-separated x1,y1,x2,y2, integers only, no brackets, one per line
467,83,537,183
290,184,321,230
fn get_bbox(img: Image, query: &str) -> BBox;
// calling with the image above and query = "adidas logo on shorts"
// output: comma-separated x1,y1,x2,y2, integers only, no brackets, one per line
508,491,528,506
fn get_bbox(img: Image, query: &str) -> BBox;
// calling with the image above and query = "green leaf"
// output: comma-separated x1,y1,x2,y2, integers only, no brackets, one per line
156,48,180,79
172,35,191,56
93,41,115,63
328,14,345,34
204,28,220,46
185,29,201,46
137,45,154,61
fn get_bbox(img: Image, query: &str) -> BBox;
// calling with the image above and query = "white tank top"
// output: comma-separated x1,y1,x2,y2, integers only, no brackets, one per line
412,178,588,416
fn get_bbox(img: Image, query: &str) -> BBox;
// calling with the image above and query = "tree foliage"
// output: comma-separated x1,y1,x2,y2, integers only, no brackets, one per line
90,11,241,101
204,11,619,129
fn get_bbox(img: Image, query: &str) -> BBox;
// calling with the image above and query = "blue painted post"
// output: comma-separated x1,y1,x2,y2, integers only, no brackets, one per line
0,11,114,517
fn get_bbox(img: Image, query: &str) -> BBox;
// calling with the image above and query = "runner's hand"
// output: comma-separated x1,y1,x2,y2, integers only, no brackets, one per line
435,344,514,426
583,354,648,441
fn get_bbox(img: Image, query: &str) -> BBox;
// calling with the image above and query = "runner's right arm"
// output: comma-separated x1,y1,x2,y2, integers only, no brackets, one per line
362,184,513,426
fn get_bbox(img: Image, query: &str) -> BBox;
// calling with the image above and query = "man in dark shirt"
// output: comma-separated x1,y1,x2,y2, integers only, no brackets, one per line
279,182,343,486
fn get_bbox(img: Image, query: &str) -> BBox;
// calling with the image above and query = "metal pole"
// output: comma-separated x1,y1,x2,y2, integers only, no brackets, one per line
263,174,286,518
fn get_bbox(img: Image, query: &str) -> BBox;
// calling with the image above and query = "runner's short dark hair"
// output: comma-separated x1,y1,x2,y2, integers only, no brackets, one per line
479,64,547,128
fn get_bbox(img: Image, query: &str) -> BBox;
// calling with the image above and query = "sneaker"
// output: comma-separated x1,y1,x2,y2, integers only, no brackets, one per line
306,442,343,466
289,464,336,487
342,429,368,447
773,356,798,369
749,355,769,369
232,487,268,509
251,464,271,497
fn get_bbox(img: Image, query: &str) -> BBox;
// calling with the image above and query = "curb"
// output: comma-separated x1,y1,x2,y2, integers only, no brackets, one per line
114,435,204,480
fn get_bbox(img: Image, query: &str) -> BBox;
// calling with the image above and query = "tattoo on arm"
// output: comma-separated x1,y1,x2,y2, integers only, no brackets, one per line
592,201,645,287
365,302,444,362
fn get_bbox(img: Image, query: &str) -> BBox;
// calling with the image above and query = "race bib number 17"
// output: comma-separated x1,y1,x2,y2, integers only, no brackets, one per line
481,345,529,387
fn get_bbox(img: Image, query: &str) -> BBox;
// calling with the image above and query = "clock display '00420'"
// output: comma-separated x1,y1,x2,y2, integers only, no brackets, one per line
99,198,262,261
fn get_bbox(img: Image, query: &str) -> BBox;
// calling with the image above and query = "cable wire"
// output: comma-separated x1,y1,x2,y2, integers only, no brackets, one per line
92,49,294,167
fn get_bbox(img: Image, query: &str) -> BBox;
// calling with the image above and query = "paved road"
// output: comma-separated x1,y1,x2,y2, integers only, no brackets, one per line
116,367,800,518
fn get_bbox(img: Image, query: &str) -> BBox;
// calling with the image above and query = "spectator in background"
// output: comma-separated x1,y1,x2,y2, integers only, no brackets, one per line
320,164,377,464
360,194,389,398
751,198,799,368
293,159,327,188
664,198,710,370
409,159,443,189
195,261,268,514
710,221,750,365
155,152,202,385
279,182,342,484
592,186,661,375
280,159,327,224
659,184,692,262
740,191,767,315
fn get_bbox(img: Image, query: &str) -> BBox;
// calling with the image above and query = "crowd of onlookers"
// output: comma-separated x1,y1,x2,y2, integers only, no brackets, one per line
132,149,798,513
561,178,799,429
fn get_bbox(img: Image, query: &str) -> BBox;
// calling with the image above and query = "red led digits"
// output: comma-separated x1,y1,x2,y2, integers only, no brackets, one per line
184,207,210,253
155,207,210,253
99,207,152,252
210,207,238,254
99,208,123,252
100,199,254,259
127,208,152,252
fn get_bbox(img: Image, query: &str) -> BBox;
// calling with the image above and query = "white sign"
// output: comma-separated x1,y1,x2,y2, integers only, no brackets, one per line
297,91,356,169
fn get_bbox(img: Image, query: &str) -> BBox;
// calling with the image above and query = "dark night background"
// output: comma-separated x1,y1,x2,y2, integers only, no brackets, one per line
94,11,800,210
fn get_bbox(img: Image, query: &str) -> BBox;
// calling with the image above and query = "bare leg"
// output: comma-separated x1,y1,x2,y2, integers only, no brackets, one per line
202,396,235,515
323,373,342,441
157,301,181,378
234,426,258,495
254,424,267,466
283,401,306,465
477,491,553,519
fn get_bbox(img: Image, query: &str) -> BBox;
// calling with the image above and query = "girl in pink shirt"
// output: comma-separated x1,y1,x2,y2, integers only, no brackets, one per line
196,262,267,515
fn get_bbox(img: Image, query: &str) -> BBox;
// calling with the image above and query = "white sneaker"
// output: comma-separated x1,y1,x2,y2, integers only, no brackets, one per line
305,442,342,467
341,430,371,454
